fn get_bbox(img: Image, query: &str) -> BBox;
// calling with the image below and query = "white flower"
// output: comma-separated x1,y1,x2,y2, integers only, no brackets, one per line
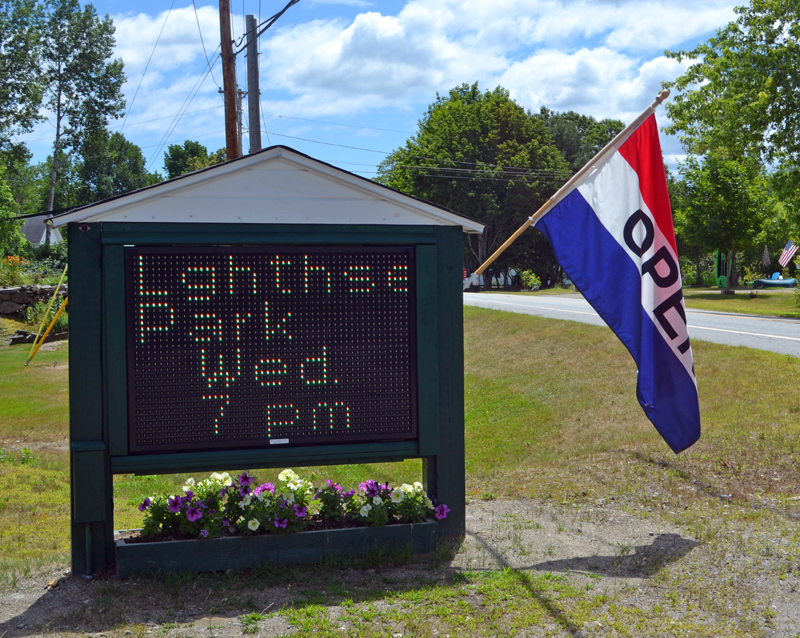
236,516,245,525
238,494,252,508
278,469,298,482
183,477,196,491
400,483,414,494
286,492,296,505
360,504,372,517
210,472,233,486
390,489,404,503
255,491,267,502
424,498,433,509
413,482,424,493
372,496,383,506
287,478,303,491
247,518,260,531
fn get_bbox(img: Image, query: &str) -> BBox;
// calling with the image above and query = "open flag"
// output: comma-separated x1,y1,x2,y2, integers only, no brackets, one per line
778,240,798,268
535,115,700,453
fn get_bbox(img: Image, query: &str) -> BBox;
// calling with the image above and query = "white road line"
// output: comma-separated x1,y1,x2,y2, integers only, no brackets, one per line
688,325,800,342
469,299,800,342
468,300,598,316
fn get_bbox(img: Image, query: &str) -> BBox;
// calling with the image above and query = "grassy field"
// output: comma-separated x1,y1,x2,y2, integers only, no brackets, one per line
1,306,799,636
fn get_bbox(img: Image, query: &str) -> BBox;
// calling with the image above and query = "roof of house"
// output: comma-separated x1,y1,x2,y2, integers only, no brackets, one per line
19,212,63,245
51,145,484,233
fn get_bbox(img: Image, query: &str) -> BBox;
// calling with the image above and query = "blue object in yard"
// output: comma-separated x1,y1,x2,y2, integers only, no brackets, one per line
753,277,797,289
771,272,781,279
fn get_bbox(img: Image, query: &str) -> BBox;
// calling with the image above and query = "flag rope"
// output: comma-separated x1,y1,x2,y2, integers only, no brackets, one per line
473,89,671,278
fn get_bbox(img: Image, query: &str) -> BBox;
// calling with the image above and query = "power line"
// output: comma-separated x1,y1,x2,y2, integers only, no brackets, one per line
262,112,414,135
120,0,177,134
192,0,221,89
145,48,222,171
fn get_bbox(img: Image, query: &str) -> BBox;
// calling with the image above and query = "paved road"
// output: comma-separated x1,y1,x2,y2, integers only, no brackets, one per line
464,292,800,358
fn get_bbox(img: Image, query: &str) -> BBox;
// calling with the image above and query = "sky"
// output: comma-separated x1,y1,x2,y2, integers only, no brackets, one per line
16,0,739,179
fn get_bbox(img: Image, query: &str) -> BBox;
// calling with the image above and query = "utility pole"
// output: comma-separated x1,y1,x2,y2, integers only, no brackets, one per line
219,0,239,160
236,88,246,156
246,14,262,153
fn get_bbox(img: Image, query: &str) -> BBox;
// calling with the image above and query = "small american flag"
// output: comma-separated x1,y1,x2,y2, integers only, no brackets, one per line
778,240,798,268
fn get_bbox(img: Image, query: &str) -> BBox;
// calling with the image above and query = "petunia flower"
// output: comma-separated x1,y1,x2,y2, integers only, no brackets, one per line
360,504,372,518
237,471,255,487
186,506,203,522
293,504,307,518
434,504,450,520
390,489,404,504
168,496,182,513
200,529,209,538
248,518,260,531
274,518,288,529
138,497,151,512
373,496,383,506
278,469,297,482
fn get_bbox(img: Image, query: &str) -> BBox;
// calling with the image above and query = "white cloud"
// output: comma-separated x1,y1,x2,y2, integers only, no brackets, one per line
498,48,690,120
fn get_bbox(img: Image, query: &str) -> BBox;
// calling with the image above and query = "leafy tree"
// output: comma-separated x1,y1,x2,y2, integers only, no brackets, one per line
678,151,769,292
664,0,800,202
536,108,625,172
376,83,570,288
77,128,162,204
0,163,26,255
42,0,125,211
0,0,44,151
164,141,225,178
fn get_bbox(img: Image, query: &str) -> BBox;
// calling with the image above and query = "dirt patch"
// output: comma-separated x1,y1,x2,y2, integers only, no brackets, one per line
4,497,797,637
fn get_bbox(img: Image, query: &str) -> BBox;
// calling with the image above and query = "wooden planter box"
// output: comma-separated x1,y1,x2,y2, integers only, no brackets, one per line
116,520,439,578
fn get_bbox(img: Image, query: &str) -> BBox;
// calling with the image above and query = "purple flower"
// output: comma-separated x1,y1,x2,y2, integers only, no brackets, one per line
222,517,230,527
138,497,151,512
200,529,209,538
274,518,288,529
325,479,342,493
168,496,182,513
186,506,203,522
238,486,251,497
293,504,307,518
279,499,287,510
182,491,195,503
342,490,356,499
208,509,216,516
253,483,275,497
237,471,255,487
435,504,450,520
359,480,379,498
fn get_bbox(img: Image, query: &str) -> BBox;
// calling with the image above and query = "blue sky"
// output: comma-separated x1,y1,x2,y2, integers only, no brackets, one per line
16,0,738,178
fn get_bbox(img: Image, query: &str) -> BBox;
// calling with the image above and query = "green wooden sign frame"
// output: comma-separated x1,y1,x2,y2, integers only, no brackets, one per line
68,221,465,576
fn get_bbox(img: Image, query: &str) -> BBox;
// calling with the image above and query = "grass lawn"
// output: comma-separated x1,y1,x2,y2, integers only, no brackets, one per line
1,307,799,636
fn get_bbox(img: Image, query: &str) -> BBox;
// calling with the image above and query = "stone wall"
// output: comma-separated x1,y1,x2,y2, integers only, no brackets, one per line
0,284,68,315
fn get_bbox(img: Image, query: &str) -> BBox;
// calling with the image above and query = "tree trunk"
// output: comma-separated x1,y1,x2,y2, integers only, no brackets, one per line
724,249,733,293
694,251,702,286
46,85,63,213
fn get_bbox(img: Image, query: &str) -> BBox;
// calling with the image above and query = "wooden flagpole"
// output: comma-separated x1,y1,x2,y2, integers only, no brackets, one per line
472,89,671,278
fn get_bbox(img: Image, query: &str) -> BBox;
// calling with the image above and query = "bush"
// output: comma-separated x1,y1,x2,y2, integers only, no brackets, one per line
519,270,542,290
25,299,68,332
0,255,26,286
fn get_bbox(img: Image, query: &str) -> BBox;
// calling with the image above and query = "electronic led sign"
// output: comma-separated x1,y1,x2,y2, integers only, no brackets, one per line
125,246,416,454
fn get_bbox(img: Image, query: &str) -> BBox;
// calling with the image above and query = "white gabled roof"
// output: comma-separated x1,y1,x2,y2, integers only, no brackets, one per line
52,145,484,233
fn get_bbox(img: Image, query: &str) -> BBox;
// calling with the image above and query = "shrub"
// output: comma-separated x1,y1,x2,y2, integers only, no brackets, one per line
519,270,542,289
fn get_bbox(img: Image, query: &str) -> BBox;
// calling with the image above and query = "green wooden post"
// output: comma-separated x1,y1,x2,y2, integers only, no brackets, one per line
69,223,115,575
423,226,465,538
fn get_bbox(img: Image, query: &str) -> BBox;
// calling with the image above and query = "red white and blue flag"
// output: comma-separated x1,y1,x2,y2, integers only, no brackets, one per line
778,240,798,268
536,115,700,453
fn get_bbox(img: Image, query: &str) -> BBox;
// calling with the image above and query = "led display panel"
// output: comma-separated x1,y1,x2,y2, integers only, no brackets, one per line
125,246,416,454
